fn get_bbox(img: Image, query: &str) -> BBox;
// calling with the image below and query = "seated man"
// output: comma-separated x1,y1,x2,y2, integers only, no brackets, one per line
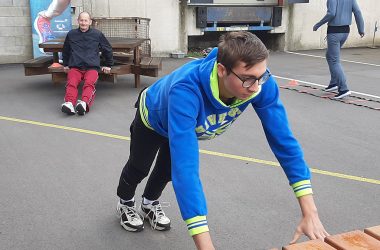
61,11,113,115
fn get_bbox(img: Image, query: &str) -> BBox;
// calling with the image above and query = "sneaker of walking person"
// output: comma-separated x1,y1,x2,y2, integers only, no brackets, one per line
325,84,338,92
139,199,171,231
61,102,75,115
75,100,87,115
334,90,351,99
116,200,144,232
34,14,55,47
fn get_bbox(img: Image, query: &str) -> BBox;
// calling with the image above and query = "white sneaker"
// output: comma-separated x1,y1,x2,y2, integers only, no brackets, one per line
116,200,144,232
75,100,87,115
140,200,171,231
61,102,75,115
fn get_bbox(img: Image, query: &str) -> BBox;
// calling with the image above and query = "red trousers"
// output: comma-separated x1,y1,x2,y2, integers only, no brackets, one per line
64,68,98,111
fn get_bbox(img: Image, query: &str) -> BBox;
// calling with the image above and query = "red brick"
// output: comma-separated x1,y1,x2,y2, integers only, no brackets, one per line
325,230,380,250
364,225,380,241
282,239,336,250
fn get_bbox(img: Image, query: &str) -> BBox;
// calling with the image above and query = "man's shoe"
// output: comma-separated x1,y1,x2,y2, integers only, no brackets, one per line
61,102,75,115
334,90,351,99
75,100,87,115
34,15,55,46
140,200,171,231
325,84,338,92
116,200,144,232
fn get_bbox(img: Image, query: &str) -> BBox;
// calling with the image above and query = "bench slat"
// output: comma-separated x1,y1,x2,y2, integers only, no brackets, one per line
365,225,380,241
150,57,162,69
282,239,335,250
325,230,380,249
23,56,53,68
140,57,153,68
140,57,162,69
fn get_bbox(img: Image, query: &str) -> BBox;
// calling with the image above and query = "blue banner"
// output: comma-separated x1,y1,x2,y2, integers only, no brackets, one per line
30,0,72,58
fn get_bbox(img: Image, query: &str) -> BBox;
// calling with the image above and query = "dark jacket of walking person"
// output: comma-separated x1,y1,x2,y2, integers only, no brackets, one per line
313,0,364,99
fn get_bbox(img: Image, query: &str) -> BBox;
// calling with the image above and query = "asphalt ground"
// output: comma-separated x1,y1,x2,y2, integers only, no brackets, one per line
0,47,379,250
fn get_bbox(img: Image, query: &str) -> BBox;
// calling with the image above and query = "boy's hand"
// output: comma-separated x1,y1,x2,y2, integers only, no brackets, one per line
101,66,111,74
289,194,329,244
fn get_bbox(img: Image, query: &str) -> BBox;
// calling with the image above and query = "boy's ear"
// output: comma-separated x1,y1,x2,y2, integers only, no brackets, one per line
217,63,226,78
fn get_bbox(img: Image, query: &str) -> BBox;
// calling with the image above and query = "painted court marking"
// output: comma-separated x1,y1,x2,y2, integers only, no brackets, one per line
1,115,379,186
273,74,380,100
285,51,380,67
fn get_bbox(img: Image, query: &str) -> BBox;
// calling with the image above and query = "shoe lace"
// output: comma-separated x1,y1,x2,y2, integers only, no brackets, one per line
122,205,140,222
147,202,170,230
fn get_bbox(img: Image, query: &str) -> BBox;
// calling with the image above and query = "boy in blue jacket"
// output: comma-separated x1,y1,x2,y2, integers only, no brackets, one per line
313,0,364,99
116,31,329,249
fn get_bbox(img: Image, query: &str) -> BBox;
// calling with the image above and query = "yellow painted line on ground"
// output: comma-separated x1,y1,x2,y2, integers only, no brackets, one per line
1,115,380,185
200,149,380,185
0,115,130,141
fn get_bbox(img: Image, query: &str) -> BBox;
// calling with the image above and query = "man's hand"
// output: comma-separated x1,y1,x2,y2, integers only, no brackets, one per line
313,24,319,31
193,232,215,250
290,195,329,244
63,66,70,73
101,66,111,74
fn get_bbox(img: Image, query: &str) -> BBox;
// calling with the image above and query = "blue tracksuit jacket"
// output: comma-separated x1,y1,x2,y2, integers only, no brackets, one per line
138,48,312,236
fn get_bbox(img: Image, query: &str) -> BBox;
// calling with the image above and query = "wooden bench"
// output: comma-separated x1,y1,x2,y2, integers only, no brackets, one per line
23,56,162,86
132,57,162,77
47,64,133,84
280,225,380,250
23,56,53,76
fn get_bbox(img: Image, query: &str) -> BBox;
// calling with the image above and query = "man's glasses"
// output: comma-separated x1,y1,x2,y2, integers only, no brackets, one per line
230,69,271,88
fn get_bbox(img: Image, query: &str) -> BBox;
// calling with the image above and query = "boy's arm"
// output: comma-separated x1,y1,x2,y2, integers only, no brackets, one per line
253,77,328,243
167,85,212,245
290,194,329,244
313,0,337,31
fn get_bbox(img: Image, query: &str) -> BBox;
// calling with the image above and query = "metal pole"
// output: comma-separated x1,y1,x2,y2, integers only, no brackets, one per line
371,21,378,49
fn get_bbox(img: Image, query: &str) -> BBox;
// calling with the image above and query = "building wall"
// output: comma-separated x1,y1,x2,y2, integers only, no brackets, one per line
285,0,380,51
0,0,379,63
0,0,32,64
74,0,181,57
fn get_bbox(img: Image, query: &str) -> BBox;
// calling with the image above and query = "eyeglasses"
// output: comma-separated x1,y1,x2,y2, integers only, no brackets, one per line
230,69,271,88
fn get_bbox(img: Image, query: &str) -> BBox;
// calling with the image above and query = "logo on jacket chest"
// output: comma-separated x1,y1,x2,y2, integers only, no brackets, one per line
195,107,242,140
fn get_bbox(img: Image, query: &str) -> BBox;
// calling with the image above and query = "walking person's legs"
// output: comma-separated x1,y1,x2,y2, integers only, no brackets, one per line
326,33,351,98
62,68,82,115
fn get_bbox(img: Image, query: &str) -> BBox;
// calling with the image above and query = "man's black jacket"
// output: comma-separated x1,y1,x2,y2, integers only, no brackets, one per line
62,27,113,70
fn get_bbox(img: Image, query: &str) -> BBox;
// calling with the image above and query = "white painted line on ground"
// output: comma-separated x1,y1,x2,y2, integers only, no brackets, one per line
273,74,380,100
285,51,380,67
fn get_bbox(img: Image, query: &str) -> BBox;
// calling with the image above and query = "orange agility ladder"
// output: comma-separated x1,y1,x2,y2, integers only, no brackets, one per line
280,225,380,250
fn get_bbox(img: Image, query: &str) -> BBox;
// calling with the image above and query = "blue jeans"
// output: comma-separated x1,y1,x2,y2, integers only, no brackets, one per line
326,32,349,92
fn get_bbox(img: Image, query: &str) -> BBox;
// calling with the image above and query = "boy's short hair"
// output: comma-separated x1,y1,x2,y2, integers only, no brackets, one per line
217,31,269,73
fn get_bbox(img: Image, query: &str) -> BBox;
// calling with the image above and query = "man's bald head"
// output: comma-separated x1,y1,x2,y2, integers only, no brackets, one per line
78,11,91,20
77,11,92,32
